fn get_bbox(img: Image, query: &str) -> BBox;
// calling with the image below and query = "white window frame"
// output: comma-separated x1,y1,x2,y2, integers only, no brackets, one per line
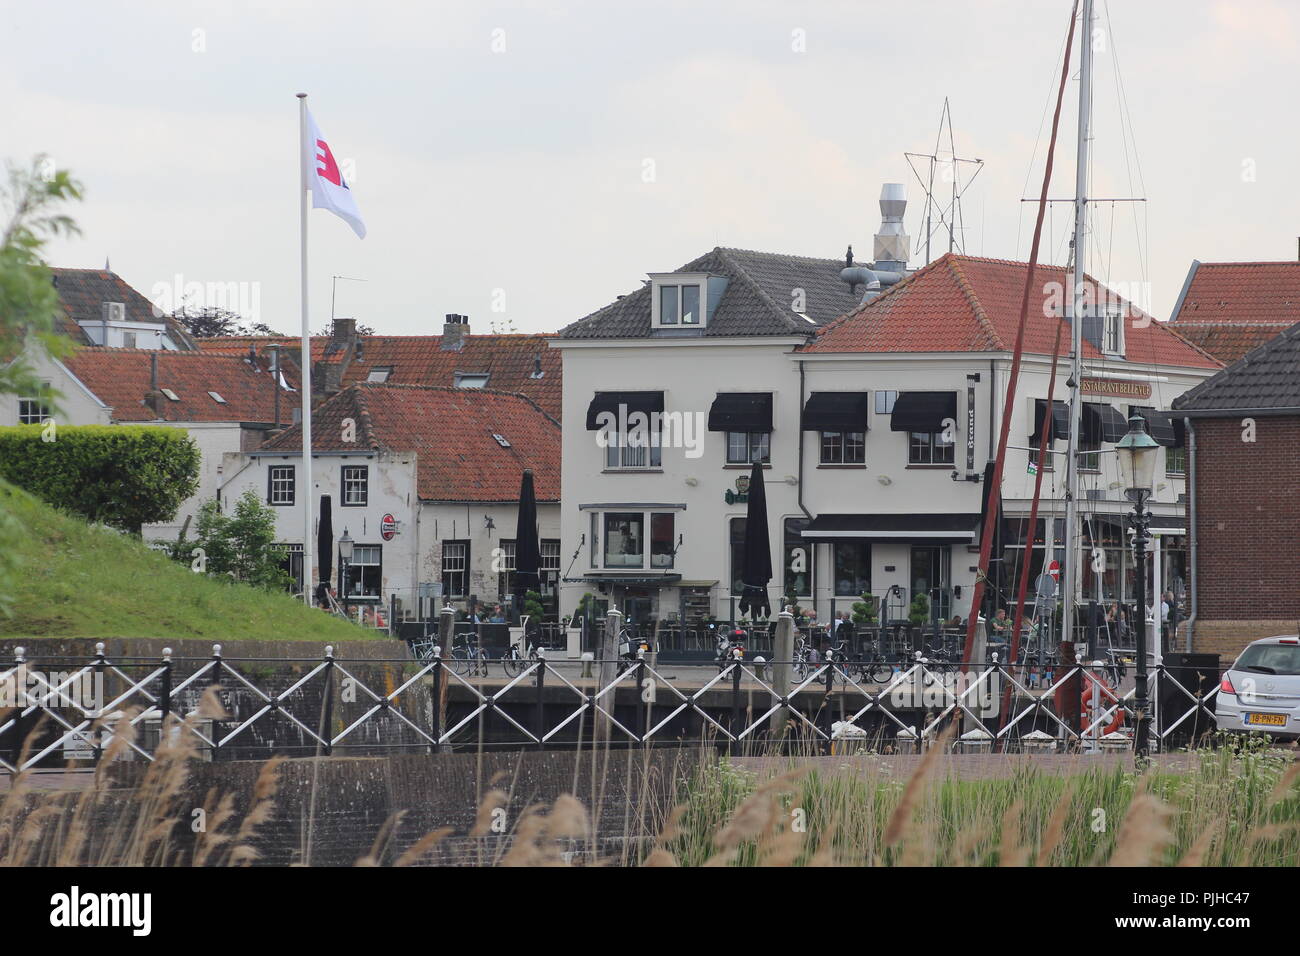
650,273,709,329
268,465,295,506
341,464,369,506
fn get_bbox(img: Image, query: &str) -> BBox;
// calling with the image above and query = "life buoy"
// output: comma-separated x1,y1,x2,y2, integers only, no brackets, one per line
1081,677,1124,735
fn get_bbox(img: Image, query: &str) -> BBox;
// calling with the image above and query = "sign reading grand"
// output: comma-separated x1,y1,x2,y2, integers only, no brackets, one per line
1080,377,1151,399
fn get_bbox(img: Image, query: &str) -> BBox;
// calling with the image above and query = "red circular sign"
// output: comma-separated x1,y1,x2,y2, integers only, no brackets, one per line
380,514,397,540
1047,559,1060,581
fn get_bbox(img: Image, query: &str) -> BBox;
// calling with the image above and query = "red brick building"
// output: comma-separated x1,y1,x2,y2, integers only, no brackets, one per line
1172,322,1300,658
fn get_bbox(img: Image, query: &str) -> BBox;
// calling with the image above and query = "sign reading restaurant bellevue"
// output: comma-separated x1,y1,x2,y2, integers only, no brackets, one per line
1080,377,1151,399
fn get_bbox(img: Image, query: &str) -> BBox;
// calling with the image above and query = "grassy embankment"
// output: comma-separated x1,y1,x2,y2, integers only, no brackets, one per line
0,478,369,642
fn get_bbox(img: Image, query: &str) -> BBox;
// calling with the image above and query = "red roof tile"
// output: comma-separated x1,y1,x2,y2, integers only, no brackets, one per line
803,254,1221,370
1167,260,1300,363
260,384,561,502
62,347,288,424
196,332,562,418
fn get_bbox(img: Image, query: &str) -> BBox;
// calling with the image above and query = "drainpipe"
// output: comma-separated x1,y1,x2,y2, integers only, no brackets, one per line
988,360,997,461
796,360,811,519
1183,417,1197,652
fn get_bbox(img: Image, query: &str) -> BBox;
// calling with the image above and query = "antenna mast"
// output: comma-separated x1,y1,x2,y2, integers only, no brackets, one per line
1062,0,1094,652
905,98,984,264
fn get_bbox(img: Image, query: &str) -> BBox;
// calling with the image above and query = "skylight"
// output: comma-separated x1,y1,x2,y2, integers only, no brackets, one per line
367,367,393,383
492,433,511,448
456,372,490,389
161,388,180,401
208,391,227,404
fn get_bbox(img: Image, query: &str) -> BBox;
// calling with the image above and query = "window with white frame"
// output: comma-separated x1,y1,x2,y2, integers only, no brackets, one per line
726,431,770,464
442,540,469,598
540,538,560,596
17,382,52,424
1166,445,1187,476
341,465,369,506
651,273,709,329
908,431,954,465
605,430,661,468
820,431,865,464
590,511,676,569
874,390,898,415
268,465,295,505
343,544,382,600
497,538,516,602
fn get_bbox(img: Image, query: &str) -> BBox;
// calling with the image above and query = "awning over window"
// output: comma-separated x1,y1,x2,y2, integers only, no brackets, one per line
1083,402,1129,443
708,392,773,432
1171,415,1186,449
800,513,980,543
890,391,957,433
1029,400,1071,444
585,391,664,430
801,392,869,432
1130,406,1177,447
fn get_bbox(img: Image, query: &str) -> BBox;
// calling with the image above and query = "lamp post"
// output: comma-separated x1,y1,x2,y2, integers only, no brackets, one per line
1115,414,1160,757
338,527,354,620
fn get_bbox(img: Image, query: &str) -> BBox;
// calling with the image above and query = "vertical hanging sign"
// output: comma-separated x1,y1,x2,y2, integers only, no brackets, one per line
965,374,978,475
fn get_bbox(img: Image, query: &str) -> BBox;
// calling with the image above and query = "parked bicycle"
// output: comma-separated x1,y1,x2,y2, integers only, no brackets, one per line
502,637,539,678
617,628,652,675
451,637,490,677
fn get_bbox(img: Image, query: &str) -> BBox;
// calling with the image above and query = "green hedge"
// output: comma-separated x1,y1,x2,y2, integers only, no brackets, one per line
0,424,200,534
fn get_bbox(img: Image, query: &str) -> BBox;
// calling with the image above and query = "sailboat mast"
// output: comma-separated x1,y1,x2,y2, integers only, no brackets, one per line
1062,0,1093,649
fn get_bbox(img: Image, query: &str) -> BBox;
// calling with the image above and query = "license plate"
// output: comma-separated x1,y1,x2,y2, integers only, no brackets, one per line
1245,713,1288,727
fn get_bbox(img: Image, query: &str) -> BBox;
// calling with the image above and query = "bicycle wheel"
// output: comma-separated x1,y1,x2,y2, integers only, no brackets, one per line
791,659,808,684
869,661,894,684
450,649,470,676
502,652,522,678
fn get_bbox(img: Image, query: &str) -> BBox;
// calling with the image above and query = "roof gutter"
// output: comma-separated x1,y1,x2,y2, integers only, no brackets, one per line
796,359,811,520
1176,406,1300,418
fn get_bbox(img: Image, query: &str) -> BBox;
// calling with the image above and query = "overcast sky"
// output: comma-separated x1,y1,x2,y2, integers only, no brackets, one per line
4,0,1295,335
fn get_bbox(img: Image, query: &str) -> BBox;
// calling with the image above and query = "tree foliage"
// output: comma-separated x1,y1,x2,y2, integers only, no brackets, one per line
174,304,281,338
168,490,289,590
0,425,200,534
0,155,82,405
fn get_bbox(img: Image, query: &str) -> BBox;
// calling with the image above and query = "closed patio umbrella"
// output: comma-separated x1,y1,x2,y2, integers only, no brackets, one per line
316,494,333,608
512,469,541,628
738,460,772,620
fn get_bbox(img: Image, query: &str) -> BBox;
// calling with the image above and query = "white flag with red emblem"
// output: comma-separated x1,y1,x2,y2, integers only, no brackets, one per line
305,110,366,239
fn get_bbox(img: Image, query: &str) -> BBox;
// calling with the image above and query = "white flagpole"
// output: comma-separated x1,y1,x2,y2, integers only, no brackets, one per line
298,92,314,607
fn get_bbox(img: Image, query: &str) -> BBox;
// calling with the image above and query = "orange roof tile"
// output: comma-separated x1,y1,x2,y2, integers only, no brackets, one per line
803,253,1221,370
62,347,288,424
260,384,561,502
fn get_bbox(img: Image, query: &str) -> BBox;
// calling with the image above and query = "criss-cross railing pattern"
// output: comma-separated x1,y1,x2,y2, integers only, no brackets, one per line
0,643,1224,772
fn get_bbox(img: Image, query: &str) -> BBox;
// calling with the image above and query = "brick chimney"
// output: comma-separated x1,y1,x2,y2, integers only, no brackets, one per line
332,317,357,344
441,313,468,351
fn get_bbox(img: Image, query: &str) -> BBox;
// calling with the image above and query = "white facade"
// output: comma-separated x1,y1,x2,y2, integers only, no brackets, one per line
0,350,112,428
553,338,1212,627
220,449,561,619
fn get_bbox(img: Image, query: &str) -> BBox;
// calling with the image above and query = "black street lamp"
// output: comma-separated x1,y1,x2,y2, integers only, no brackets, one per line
1115,414,1160,757
338,527,354,619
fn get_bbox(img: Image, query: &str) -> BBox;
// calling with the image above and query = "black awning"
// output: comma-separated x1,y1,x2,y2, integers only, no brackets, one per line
1171,415,1186,449
1030,400,1071,444
1083,402,1129,443
585,391,664,430
1130,406,1177,447
708,392,773,432
801,513,980,543
801,392,869,432
890,391,957,433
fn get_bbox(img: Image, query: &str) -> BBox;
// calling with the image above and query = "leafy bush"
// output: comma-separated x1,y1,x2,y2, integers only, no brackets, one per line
166,490,290,591
0,424,200,534
851,592,878,626
908,592,930,627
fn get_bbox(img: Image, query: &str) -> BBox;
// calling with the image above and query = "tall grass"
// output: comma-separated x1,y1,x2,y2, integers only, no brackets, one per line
2,726,1296,866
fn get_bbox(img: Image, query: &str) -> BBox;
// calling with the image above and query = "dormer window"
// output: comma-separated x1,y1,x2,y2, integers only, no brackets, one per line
651,273,719,330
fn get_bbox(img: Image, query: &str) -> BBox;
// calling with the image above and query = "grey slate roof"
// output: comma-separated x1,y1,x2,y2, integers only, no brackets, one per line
558,247,865,339
1172,319,1300,415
